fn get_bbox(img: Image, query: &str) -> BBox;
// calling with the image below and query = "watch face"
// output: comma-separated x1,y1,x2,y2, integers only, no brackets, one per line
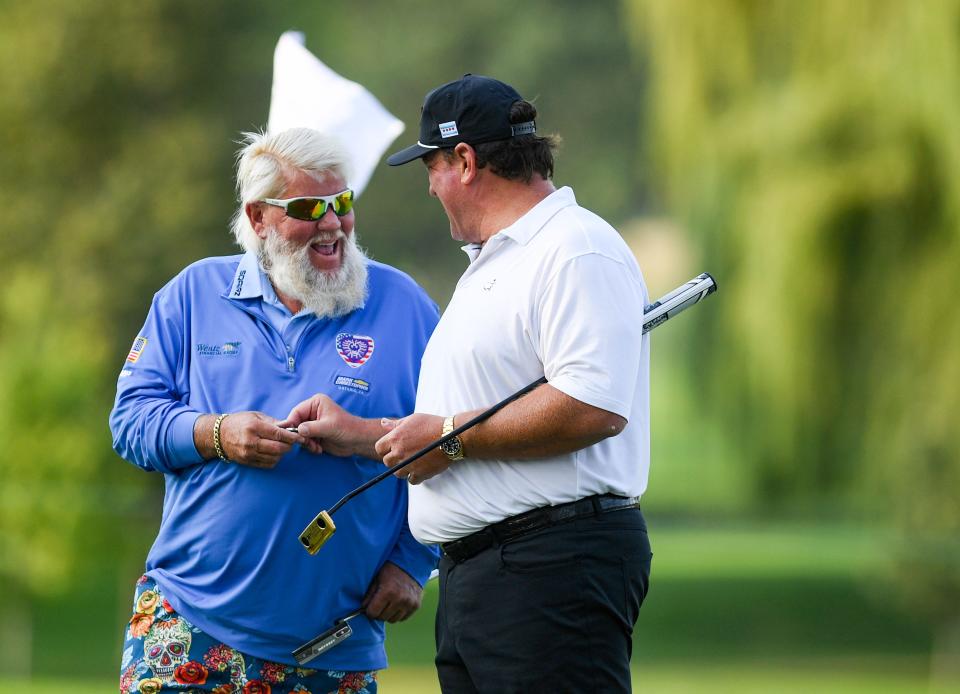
441,437,462,457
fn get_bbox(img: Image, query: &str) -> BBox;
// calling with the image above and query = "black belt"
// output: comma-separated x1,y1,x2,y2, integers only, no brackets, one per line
440,494,639,564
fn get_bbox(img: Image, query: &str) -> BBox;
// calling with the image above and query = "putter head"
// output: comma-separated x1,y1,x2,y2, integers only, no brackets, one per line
299,510,336,555
292,619,353,665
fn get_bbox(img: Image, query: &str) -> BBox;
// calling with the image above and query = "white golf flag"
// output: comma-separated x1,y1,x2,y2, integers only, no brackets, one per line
267,31,404,196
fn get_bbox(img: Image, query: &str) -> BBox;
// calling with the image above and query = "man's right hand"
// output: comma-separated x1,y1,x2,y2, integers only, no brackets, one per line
280,394,383,460
194,412,303,468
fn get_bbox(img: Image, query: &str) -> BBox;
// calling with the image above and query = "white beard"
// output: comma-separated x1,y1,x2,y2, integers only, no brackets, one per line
258,227,369,319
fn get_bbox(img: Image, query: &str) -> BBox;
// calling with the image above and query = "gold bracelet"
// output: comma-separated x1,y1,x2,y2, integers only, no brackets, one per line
213,413,230,461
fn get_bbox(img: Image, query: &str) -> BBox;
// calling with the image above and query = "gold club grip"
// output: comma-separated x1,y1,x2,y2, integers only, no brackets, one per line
299,510,336,555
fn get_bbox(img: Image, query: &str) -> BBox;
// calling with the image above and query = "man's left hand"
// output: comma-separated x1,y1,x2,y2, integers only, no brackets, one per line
375,414,452,484
362,561,423,623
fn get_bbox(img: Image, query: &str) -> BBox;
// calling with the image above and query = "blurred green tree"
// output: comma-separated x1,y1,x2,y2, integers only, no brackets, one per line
0,0,272,609
316,1,645,300
624,0,960,659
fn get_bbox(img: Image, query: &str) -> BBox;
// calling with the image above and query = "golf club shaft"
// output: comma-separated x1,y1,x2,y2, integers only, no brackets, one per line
328,376,545,514
326,272,717,516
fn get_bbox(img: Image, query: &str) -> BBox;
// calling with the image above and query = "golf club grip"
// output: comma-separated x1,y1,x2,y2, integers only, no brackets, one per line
641,272,716,334
325,272,716,516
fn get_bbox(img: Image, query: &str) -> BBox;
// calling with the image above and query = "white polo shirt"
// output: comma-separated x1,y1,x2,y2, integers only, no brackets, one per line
408,186,650,544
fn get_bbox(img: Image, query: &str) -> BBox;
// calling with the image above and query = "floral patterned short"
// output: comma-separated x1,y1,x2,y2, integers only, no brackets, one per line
120,575,378,694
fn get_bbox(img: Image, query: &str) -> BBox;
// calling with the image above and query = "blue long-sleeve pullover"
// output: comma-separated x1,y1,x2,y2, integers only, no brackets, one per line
110,252,439,668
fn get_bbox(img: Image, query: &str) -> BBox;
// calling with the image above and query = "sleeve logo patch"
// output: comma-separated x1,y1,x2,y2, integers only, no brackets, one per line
335,333,375,367
126,336,148,363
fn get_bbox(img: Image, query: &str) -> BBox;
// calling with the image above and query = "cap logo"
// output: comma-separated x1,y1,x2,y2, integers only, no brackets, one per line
439,121,459,138
510,121,536,136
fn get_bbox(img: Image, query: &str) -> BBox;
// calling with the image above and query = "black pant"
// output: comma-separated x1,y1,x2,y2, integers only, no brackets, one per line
435,507,652,693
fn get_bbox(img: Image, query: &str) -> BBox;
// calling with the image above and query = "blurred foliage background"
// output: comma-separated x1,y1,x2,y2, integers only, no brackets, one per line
1,0,957,691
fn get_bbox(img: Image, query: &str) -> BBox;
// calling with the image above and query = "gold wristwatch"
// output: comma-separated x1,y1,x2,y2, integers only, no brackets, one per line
440,416,465,461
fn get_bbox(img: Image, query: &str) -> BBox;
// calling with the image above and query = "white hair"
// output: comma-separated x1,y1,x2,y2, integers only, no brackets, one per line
230,128,353,252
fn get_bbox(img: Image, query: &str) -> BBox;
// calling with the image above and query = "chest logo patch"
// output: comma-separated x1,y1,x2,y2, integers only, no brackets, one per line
196,341,241,357
335,375,371,394
336,333,375,368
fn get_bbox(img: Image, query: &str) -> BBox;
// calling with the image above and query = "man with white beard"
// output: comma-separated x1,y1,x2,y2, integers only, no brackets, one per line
110,128,439,693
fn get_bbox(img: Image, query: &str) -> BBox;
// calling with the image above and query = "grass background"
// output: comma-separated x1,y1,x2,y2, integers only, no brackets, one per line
9,519,952,692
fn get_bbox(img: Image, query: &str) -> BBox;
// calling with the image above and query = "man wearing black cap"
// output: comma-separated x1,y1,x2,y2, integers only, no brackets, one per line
373,74,654,692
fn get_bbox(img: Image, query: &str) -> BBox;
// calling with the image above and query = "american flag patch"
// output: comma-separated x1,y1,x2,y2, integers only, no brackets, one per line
127,336,148,363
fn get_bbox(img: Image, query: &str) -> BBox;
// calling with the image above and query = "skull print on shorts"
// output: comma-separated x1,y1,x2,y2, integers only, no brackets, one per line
143,616,192,680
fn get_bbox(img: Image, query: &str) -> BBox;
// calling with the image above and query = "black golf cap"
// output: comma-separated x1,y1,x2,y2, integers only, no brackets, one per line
387,74,536,166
